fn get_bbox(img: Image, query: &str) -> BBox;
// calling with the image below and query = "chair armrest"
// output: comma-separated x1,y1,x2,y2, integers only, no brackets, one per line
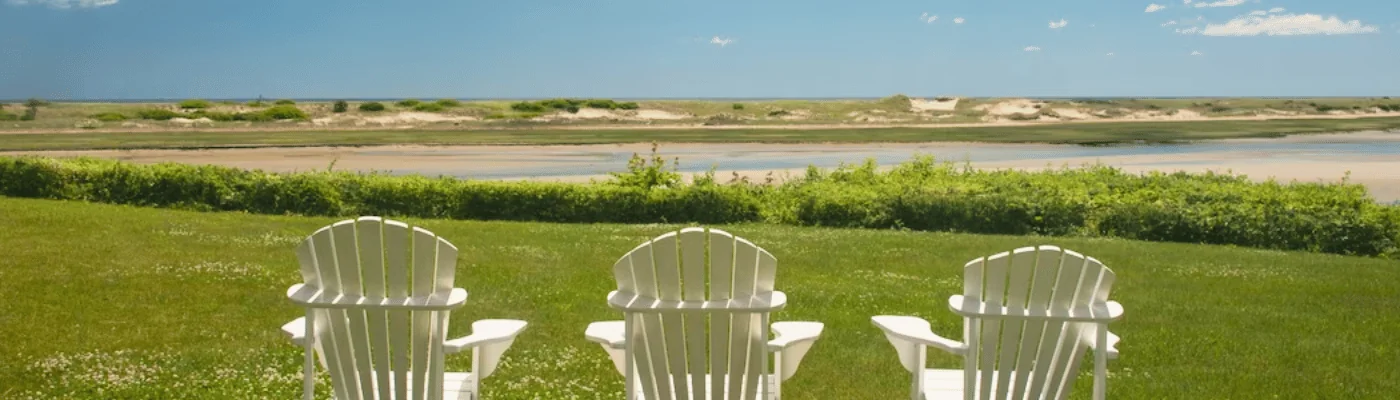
443,319,529,354
768,321,824,382
585,320,626,349
767,321,823,351
871,316,966,356
282,317,307,347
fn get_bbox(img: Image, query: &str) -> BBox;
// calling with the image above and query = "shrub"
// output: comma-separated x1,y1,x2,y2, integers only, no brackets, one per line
0,112,17,121
413,103,445,112
2,154,1396,258
878,94,912,110
332,100,349,113
1316,105,1340,112
90,112,128,122
24,98,49,108
20,109,36,121
274,99,296,105
435,99,462,108
260,105,308,120
247,100,266,107
233,112,273,122
178,99,212,109
565,106,580,114
510,102,546,112
616,102,640,110
768,110,791,117
190,111,236,122
396,99,421,107
136,109,183,121
585,99,617,109
732,103,745,110
359,102,386,112
1210,106,1232,113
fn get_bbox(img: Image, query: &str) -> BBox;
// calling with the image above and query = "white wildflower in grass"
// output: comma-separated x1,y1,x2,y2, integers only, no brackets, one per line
481,345,623,399
152,261,272,280
19,349,321,399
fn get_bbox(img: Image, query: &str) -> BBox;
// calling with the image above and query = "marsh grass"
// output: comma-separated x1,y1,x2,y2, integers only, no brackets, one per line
0,197,1397,399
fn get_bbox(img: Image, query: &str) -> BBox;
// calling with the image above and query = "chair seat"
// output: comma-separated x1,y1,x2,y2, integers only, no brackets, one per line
331,372,476,400
632,374,781,400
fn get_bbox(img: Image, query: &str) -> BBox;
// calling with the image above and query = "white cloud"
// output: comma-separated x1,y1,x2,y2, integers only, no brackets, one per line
1146,3,1167,13
709,36,734,47
1199,13,1379,36
5,0,117,8
1175,26,1202,34
1106,52,1116,56
1191,50,1204,56
920,12,939,23
1269,7,1285,13
1049,19,1069,29
1183,0,1192,4
953,17,966,24
1162,20,1179,26
1024,46,1042,52
1249,10,1267,16
1193,0,1246,8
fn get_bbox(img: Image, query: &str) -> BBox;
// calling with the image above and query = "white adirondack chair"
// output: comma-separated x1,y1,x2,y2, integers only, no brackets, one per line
279,216,528,400
584,227,824,400
872,245,1123,400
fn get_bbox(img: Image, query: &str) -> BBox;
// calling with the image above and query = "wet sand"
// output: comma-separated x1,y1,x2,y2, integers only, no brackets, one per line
6,131,1399,202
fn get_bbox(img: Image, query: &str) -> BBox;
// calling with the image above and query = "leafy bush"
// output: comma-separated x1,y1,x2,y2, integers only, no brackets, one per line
259,105,308,120
510,102,547,112
396,99,421,107
1316,105,1340,112
435,99,462,107
565,106,580,114
178,99,212,109
0,112,18,121
136,109,183,121
332,100,349,113
90,112,128,122
585,99,617,109
413,103,445,112
616,102,640,110
274,99,296,105
878,94,912,110
24,98,49,108
2,154,1396,258
233,112,273,122
732,103,745,110
1210,106,1232,113
20,109,36,121
359,102,386,112
191,111,236,122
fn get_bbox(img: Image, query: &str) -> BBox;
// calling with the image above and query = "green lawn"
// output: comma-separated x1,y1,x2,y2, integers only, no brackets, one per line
1,197,1398,399
5,117,1400,151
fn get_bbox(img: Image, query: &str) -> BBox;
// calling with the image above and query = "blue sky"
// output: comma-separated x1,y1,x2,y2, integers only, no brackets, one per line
2,0,1398,99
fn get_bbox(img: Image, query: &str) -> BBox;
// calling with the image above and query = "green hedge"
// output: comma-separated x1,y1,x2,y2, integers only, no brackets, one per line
0,155,1396,257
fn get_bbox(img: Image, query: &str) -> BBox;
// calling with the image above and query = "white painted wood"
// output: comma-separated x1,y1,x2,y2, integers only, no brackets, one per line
283,217,527,400
871,245,1122,400
587,227,824,400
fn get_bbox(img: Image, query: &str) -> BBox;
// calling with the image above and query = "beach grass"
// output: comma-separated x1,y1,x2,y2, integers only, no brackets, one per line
1,196,1398,399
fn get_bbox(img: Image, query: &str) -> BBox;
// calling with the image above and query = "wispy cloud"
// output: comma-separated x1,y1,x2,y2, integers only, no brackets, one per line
1249,10,1267,16
953,17,966,24
1049,19,1069,29
1146,3,1168,13
1191,50,1204,56
1024,46,1042,52
919,12,939,23
709,36,734,47
5,0,118,8
1193,0,1246,8
1162,20,1179,26
1269,7,1285,13
1106,52,1116,56
1199,13,1379,36
1175,27,1202,34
